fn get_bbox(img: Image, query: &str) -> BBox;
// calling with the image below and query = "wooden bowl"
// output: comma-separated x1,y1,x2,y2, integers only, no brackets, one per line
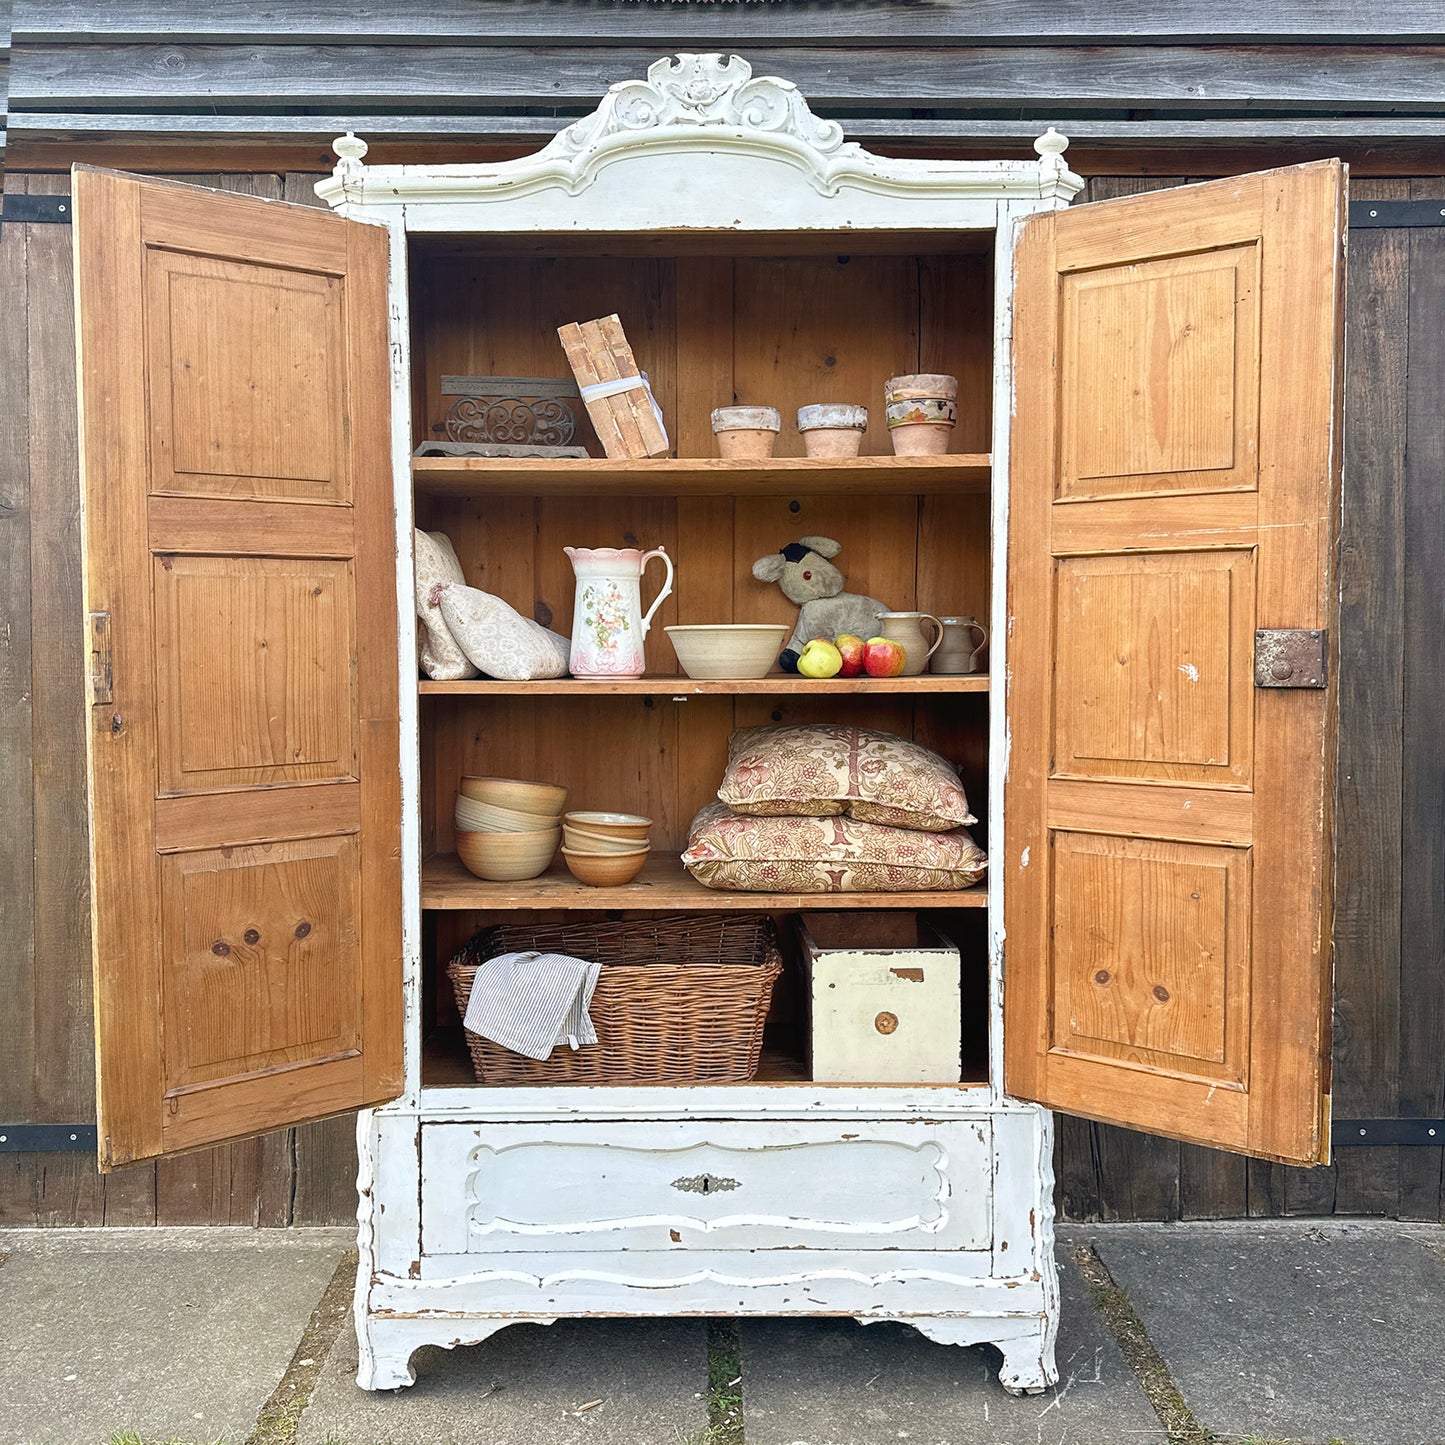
665,624,789,680
563,823,653,854
455,794,562,833
563,811,652,842
458,776,569,816
561,846,650,887
456,827,560,882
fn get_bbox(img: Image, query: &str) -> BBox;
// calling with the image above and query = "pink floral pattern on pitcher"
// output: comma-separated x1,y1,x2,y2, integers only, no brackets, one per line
582,582,633,653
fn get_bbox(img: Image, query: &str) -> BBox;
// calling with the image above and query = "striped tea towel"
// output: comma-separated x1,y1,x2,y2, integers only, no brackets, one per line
462,950,602,1061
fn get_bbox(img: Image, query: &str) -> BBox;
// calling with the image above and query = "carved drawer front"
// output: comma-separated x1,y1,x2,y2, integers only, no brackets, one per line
420,1120,992,1256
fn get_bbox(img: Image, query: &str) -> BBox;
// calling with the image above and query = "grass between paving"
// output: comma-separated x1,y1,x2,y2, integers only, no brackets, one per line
1068,1241,1213,1444
680,1317,743,1445
244,1248,358,1445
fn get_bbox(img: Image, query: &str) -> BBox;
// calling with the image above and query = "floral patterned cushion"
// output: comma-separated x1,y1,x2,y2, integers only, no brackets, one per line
682,803,987,893
717,724,975,832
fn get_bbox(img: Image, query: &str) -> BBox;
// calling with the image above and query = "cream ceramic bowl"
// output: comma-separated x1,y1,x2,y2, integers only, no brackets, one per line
456,827,560,881
563,811,652,841
455,794,561,833
458,776,569,816
665,624,789,680
563,823,652,854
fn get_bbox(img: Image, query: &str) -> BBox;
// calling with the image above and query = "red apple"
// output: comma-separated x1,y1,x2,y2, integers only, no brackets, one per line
834,633,867,677
864,636,907,678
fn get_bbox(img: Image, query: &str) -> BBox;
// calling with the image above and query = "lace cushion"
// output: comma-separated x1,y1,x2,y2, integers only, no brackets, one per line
413,529,478,681
437,584,570,682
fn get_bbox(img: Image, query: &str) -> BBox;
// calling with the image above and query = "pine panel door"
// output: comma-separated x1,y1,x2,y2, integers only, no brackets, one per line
75,168,403,1169
1005,162,1344,1166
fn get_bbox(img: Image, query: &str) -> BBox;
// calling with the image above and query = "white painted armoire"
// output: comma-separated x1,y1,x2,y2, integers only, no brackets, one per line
74,54,1344,1397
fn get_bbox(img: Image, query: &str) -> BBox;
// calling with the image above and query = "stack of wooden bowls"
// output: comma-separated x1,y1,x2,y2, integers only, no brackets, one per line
454,777,568,881
561,811,652,886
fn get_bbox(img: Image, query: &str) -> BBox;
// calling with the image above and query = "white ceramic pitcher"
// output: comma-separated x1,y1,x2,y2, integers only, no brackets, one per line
565,545,674,679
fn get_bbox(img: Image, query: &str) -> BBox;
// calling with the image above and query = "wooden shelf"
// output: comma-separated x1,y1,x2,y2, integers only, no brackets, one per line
422,852,989,912
420,674,990,697
412,454,990,497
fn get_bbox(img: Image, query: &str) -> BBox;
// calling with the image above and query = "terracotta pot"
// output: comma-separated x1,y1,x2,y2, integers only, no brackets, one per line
712,405,781,459
885,374,958,456
797,403,868,458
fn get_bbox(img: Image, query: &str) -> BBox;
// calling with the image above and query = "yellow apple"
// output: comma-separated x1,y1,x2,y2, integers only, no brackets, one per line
797,638,844,679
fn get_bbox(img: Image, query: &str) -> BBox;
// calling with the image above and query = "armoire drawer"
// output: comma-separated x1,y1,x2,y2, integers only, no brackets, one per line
419,1119,992,1256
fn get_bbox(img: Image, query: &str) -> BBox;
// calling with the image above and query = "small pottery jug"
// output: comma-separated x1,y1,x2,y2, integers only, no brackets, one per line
875,611,944,677
565,545,674,680
929,615,988,675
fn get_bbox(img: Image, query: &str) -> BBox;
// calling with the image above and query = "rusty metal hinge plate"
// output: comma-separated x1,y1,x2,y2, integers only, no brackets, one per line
1254,629,1328,689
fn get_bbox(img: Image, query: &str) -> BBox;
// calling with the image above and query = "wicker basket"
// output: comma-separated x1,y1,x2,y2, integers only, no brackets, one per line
445,914,783,1085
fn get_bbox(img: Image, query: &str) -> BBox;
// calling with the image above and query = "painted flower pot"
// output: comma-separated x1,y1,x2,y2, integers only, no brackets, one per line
885,373,958,455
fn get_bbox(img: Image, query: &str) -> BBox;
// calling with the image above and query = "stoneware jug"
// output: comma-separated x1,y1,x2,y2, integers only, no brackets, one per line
565,545,674,679
929,615,989,675
875,611,944,677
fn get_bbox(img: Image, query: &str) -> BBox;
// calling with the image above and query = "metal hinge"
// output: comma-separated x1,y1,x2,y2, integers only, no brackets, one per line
1350,200,1445,229
88,612,114,706
0,1124,97,1152
1254,629,1328,689
1333,1118,1445,1147
0,194,73,234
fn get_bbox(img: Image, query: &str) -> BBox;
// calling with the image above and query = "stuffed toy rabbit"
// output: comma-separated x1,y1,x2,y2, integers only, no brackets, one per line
751,536,889,672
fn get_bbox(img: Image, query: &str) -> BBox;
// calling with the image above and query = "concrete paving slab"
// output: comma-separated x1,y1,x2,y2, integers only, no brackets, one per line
741,1247,1168,1445
0,1226,349,1445
1093,1219,1445,1445
298,1317,710,1445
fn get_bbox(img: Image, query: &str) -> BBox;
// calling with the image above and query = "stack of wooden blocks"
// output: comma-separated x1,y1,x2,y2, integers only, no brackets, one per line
558,314,670,459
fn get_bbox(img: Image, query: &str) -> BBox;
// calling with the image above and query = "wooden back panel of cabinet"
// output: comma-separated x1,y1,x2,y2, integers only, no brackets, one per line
410,247,997,856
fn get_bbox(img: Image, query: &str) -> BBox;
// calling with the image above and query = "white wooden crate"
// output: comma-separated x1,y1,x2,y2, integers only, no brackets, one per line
797,913,963,1084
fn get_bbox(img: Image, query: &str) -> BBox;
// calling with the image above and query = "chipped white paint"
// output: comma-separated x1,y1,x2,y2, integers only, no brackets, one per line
328,54,1080,1400
1021,846,1031,869
1179,662,1201,681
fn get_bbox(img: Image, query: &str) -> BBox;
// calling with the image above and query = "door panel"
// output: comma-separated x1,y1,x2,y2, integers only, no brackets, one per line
1052,549,1255,786
1006,162,1343,1165
76,168,402,1169
145,250,348,499
152,555,357,791
1058,244,1260,497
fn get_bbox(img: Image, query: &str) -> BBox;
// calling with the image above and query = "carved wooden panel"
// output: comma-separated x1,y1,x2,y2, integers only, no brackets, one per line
145,250,348,501
152,556,357,793
1007,162,1344,1164
1053,549,1254,787
1050,833,1250,1087
1058,244,1260,499
419,1121,993,1255
159,835,359,1089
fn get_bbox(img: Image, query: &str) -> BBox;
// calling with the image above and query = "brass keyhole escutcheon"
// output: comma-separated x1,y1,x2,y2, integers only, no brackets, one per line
875,1011,899,1035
